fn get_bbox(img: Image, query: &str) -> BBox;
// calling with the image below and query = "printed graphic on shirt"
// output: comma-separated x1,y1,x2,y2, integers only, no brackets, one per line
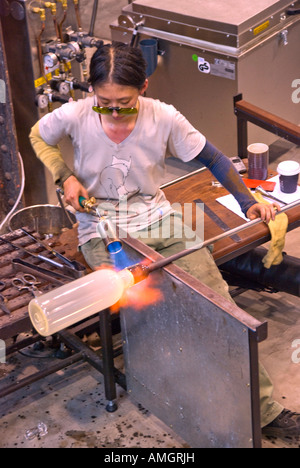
99,153,140,200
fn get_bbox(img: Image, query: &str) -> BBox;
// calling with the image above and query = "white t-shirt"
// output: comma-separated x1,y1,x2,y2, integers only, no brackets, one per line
39,95,206,245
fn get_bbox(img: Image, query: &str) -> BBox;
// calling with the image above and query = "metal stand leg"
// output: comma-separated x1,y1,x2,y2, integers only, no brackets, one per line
99,308,118,412
234,94,248,158
237,117,248,159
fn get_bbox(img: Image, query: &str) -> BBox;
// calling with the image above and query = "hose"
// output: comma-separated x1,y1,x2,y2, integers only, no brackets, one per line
0,152,25,233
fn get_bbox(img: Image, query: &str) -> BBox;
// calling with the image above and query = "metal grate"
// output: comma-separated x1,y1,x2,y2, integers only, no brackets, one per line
0,229,85,340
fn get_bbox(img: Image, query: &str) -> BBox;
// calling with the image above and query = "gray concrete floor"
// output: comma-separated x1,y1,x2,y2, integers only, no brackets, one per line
0,139,299,448
0,353,187,448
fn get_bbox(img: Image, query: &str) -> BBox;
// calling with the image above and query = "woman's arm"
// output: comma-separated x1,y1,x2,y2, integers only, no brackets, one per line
196,141,279,222
29,121,89,211
29,121,74,186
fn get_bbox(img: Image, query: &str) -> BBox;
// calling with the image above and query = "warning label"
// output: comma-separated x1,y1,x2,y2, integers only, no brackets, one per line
210,59,236,80
197,57,236,80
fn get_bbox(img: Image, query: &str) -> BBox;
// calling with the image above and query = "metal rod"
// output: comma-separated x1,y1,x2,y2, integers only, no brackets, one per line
20,227,86,272
0,352,84,399
89,0,99,37
12,258,67,285
159,167,206,189
0,235,65,269
58,329,127,391
56,188,77,228
147,199,300,273
255,186,288,206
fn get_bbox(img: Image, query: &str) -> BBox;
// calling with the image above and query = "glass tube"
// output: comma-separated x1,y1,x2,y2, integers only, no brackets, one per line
28,268,135,337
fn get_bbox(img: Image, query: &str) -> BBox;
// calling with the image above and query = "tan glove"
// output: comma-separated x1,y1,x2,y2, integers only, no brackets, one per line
253,191,288,269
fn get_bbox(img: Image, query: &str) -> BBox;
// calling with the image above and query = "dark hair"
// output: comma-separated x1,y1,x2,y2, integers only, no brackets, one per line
89,42,147,90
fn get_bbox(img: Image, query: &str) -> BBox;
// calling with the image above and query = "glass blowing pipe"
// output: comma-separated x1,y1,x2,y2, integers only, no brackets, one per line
28,199,300,337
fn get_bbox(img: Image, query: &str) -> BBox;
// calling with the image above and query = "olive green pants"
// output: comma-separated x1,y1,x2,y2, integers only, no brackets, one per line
81,212,283,427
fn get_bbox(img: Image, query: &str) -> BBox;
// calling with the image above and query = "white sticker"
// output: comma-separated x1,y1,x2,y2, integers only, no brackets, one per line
0,79,6,103
198,57,210,74
210,59,236,80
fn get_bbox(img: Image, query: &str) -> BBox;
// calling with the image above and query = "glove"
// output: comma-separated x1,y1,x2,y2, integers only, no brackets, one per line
253,191,288,269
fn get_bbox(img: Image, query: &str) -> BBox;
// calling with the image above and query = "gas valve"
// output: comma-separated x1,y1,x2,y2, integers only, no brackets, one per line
79,196,97,213
66,77,93,93
35,92,49,109
50,78,70,95
50,92,73,104
65,28,103,49
43,40,84,63
35,86,73,109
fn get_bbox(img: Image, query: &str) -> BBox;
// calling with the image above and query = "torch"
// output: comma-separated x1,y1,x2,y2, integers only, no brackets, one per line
79,196,123,255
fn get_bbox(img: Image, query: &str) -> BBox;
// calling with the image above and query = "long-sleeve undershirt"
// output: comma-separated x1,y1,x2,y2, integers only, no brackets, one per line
196,141,256,216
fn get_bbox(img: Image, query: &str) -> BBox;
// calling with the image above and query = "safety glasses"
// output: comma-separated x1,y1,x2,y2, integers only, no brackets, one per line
92,106,138,115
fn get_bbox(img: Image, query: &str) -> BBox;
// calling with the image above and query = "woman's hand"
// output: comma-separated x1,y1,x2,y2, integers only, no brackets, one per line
246,202,281,223
63,175,89,212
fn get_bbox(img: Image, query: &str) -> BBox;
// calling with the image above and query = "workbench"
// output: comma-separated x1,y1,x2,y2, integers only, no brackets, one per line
163,165,300,266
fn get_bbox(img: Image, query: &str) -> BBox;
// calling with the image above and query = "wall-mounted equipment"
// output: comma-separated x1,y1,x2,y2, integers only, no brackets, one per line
0,0,102,204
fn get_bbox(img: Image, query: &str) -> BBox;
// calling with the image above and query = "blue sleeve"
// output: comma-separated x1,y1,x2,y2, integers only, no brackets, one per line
195,141,257,216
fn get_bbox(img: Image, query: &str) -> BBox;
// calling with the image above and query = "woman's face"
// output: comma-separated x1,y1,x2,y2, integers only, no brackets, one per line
94,81,148,121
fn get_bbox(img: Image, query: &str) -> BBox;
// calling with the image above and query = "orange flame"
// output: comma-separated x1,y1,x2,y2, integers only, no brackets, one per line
122,258,164,310
123,275,164,310
95,261,164,313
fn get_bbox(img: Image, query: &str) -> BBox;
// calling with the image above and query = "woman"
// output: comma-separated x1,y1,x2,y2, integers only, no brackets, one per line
30,43,298,436
30,43,278,269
